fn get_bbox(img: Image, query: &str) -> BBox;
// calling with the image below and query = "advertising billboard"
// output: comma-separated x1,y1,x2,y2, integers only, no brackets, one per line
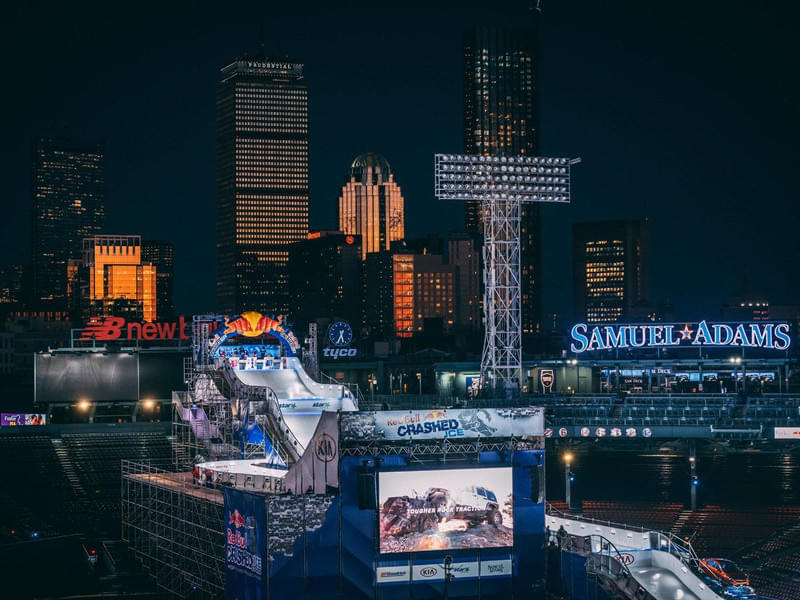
378,467,513,554
1,413,46,426
35,353,138,404
224,487,267,599
341,408,543,443
774,427,800,440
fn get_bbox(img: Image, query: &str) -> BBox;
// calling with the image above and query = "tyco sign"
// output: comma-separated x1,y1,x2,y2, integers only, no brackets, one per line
570,321,791,354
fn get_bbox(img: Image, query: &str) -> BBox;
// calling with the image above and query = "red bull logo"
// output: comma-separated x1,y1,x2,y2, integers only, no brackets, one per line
423,410,447,421
212,312,301,356
228,509,246,528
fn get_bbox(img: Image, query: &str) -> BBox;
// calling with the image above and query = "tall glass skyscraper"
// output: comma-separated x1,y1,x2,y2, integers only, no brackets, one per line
462,25,541,333
31,137,105,312
338,153,405,261
216,56,309,314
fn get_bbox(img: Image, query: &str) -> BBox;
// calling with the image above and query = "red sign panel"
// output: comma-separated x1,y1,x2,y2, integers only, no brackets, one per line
79,316,190,341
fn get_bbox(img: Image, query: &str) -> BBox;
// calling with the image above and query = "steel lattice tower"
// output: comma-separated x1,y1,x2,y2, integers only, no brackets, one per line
435,154,578,395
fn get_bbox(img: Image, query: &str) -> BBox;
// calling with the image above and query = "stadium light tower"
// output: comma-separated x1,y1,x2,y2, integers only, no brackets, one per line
435,154,579,395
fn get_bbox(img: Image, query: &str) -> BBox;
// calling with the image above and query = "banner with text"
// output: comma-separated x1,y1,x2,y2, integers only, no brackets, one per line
341,408,543,443
224,487,266,600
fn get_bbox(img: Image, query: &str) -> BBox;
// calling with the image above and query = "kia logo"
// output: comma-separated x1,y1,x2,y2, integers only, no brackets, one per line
419,567,438,577
619,552,635,565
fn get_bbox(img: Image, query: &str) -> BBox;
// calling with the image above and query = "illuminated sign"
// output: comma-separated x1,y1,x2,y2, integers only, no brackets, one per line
1,413,46,426
209,312,300,357
570,321,791,354
324,321,357,359
774,427,800,440
79,316,190,341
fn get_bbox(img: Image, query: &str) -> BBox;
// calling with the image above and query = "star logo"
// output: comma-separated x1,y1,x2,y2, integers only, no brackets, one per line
679,324,694,340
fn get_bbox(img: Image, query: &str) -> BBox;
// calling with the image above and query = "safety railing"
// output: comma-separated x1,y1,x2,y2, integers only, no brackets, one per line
220,358,302,464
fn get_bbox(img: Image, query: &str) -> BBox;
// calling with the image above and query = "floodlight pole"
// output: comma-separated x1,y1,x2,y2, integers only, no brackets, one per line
435,154,578,396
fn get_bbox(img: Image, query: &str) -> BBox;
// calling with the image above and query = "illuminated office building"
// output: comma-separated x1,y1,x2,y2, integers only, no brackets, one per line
82,235,157,322
462,26,542,333
338,153,405,260
572,219,649,323
216,56,309,314
31,138,104,312
365,243,455,339
142,240,175,319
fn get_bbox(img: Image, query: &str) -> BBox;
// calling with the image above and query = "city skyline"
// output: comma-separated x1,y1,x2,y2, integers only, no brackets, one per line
2,1,798,321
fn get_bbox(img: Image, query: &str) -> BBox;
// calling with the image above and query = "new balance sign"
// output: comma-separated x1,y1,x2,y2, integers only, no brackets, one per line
79,316,190,341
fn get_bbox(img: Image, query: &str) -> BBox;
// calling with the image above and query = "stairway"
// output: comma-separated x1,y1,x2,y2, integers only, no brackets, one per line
51,438,87,499
670,509,693,537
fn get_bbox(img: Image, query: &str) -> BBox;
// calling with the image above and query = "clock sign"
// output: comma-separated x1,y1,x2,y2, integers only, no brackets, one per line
328,321,353,347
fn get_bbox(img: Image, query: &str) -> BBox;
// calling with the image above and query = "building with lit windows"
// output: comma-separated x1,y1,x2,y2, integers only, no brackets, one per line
572,219,649,323
448,232,480,331
287,231,363,329
31,137,104,313
365,243,455,339
337,153,405,260
216,56,309,314
142,240,175,320
462,25,542,333
80,235,157,322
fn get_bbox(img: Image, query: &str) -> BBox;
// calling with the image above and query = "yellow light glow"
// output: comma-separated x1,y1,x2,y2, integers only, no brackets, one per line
563,452,573,463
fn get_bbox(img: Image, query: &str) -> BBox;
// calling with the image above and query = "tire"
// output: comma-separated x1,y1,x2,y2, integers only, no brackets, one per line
489,509,503,527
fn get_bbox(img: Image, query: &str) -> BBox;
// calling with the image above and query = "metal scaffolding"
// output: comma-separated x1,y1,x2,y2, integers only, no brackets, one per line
435,154,578,395
121,460,226,599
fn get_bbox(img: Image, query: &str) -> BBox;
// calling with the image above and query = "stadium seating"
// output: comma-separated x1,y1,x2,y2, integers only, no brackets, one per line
672,505,800,557
0,428,173,542
62,432,172,530
541,393,800,427
0,434,83,540
580,500,684,531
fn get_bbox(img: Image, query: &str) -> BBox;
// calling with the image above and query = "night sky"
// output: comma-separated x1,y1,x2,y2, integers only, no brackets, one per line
2,1,798,322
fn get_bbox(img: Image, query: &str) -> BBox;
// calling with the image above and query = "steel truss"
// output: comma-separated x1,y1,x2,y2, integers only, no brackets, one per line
435,154,578,395
340,438,542,458
121,460,225,599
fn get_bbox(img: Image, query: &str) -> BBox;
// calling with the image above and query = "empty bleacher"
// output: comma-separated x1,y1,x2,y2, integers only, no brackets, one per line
580,500,684,531
672,505,800,557
62,431,172,526
543,393,800,428
0,425,173,542
0,433,84,539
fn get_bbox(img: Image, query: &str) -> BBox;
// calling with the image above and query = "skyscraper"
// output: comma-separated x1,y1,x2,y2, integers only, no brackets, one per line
31,137,105,312
142,240,175,319
462,26,541,333
338,153,405,260
216,56,309,315
81,235,157,322
572,219,649,323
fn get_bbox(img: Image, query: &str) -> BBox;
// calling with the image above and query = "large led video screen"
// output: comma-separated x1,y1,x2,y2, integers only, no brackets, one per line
35,353,138,404
378,467,513,553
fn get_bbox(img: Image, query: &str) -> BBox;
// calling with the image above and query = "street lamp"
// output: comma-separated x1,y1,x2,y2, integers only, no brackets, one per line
689,453,698,511
563,452,574,510
416,372,422,402
369,374,375,404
